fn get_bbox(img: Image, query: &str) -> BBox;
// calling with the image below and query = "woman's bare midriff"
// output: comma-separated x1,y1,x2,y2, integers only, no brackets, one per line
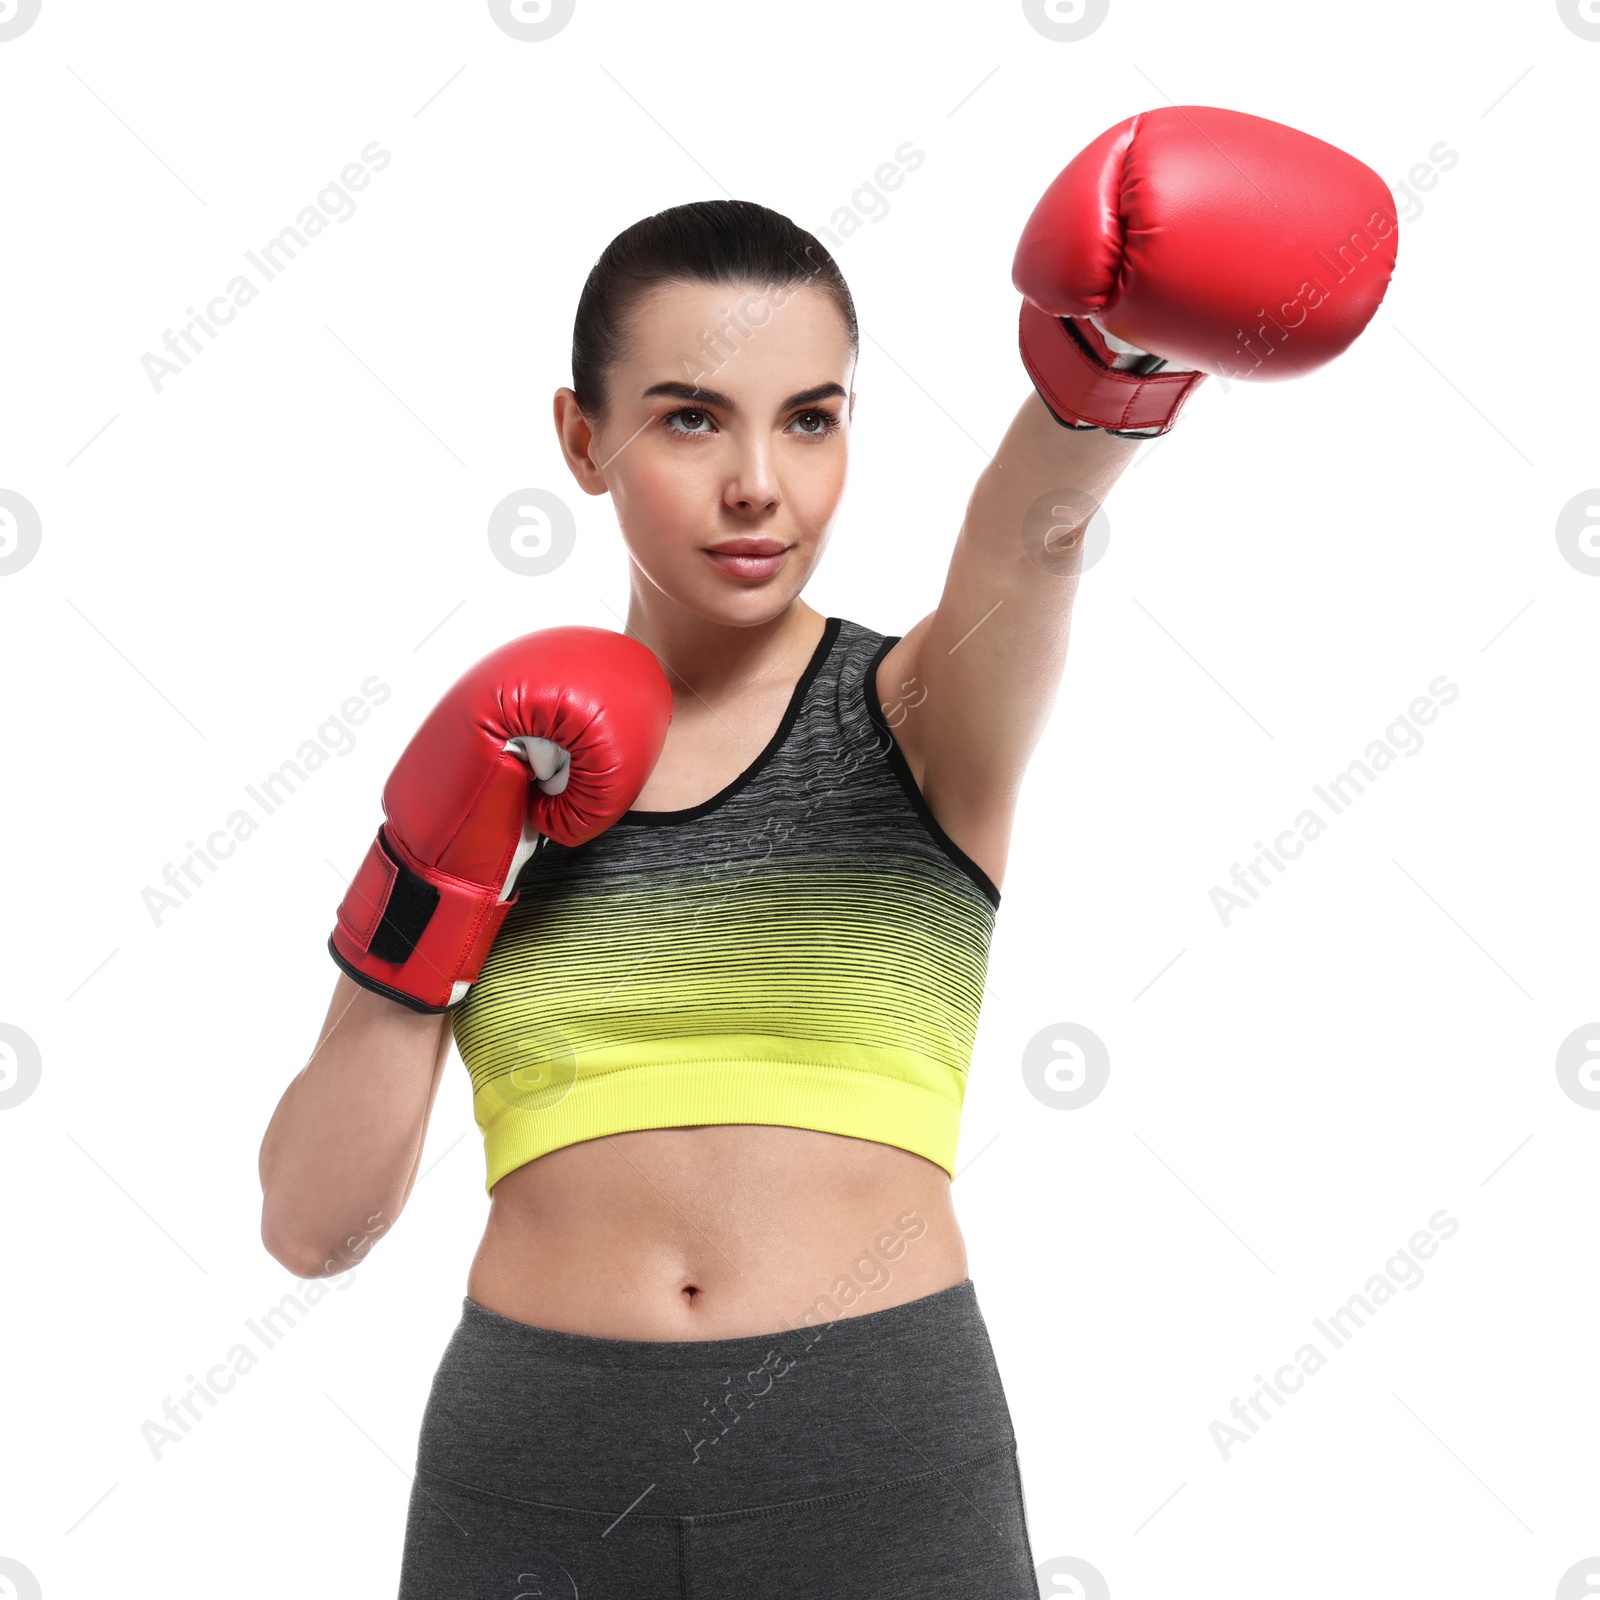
466,1123,968,1341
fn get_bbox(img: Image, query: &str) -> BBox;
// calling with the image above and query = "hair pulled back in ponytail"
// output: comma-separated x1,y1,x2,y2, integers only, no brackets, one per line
570,198,858,420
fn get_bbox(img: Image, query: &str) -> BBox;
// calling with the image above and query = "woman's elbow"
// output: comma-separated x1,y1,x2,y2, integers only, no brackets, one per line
259,1206,393,1280
260,1212,324,1279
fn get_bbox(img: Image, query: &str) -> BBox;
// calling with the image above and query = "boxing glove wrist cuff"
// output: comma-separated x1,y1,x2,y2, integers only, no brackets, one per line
327,935,454,1016
328,826,519,1012
1019,300,1206,438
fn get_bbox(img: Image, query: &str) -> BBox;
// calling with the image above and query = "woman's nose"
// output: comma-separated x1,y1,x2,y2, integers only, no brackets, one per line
723,441,780,514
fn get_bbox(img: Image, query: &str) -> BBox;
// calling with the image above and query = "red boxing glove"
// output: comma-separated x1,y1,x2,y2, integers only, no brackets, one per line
1013,105,1400,437
329,626,672,1012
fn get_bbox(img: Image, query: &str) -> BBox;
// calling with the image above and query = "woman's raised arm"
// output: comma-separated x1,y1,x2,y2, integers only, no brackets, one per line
882,106,1397,890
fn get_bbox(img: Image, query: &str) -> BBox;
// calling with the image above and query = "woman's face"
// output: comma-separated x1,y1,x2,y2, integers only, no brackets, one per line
556,278,855,624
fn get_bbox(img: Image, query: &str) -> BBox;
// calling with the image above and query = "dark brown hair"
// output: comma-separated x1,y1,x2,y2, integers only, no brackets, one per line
571,199,858,419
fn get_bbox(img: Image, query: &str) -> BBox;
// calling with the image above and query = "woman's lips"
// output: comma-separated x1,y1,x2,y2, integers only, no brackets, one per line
703,545,790,581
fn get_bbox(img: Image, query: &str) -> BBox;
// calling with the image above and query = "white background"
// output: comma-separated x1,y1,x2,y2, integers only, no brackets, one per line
2,2,1597,1597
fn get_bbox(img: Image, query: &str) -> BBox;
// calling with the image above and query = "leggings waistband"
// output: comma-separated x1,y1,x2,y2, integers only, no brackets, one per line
413,1277,1018,1519
457,1273,984,1368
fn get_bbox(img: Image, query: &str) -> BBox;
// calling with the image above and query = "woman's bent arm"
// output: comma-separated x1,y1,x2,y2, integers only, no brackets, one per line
258,972,453,1277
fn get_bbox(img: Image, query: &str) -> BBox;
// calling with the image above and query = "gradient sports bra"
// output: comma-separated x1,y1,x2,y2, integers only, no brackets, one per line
450,616,1001,1194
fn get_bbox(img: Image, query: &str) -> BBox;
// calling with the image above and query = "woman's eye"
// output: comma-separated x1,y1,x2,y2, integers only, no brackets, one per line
664,406,839,438
666,408,713,434
790,409,840,436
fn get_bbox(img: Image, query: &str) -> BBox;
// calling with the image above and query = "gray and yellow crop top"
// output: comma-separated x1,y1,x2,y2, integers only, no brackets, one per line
450,616,1000,1193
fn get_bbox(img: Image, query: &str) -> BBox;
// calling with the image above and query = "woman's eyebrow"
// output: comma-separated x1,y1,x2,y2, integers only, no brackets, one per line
782,382,848,409
641,380,847,411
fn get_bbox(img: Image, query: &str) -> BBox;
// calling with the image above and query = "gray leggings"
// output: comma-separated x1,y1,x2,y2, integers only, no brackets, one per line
397,1278,1037,1598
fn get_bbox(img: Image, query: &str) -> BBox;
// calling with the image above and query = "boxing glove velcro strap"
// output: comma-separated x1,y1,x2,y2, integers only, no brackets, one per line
331,827,519,1011
1019,299,1206,436
335,829,440,962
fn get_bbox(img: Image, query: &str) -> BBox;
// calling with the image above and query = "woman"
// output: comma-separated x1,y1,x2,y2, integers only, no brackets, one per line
259,108,1395,1597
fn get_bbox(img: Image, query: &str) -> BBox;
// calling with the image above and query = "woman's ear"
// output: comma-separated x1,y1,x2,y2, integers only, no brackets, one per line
552,388,611,497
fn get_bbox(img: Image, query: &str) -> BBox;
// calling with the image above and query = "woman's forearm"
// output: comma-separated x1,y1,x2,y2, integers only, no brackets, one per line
257,972,452,1277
